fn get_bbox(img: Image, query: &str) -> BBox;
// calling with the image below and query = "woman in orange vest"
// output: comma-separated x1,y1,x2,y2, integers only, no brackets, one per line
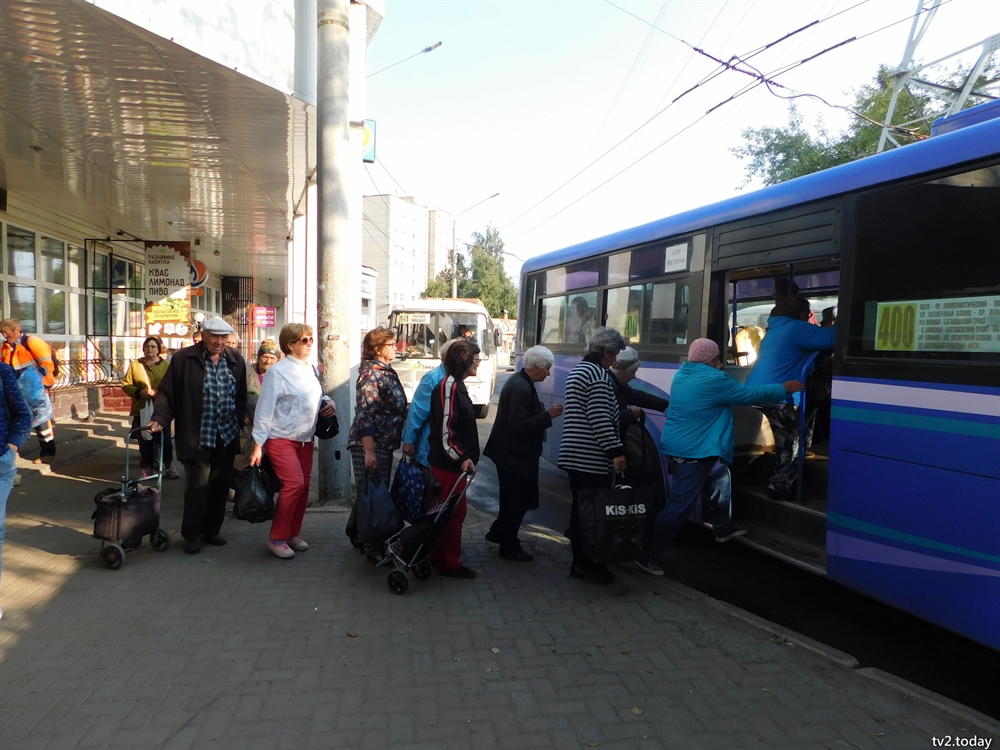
0,319,56,463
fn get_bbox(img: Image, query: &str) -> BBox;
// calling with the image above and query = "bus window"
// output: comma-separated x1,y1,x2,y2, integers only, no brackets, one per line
644,280,690,345
605,285,644,344
438,312,487,349
540,291,597,345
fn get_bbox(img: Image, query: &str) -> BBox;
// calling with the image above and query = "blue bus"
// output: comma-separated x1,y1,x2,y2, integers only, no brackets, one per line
518,113,1000,650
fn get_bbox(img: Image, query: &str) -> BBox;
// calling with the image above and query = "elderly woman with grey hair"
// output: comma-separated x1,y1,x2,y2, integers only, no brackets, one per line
557,327,627,583
483,346,564,561
609,347,670,439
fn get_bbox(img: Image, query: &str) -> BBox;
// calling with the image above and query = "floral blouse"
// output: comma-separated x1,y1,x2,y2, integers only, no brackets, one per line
348,359,408,449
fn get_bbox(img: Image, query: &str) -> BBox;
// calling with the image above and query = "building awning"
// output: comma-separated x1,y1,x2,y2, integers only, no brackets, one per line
0,0,314,297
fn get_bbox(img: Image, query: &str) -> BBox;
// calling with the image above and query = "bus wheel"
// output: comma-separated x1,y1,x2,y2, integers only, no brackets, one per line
475,403,490,419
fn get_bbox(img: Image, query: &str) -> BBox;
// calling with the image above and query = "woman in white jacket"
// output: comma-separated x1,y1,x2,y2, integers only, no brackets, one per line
250,323,336,559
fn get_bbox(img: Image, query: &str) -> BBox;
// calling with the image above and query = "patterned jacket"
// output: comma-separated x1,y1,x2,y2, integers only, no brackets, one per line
348,359,408,449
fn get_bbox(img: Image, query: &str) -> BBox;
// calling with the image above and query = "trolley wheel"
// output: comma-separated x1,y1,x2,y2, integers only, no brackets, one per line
102,543,125,570
150,528,170,552
387,570,409,595
412,560,432,581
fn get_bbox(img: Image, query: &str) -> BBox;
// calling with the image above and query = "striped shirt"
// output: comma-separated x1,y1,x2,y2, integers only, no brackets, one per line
200,349,240,449
557,357,624,474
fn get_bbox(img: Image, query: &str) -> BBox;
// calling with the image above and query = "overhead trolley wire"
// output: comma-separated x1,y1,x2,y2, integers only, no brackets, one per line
505,0,941,245
503,0,871,238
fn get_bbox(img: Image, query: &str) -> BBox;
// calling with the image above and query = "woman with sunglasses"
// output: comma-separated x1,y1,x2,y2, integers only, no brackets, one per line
250,323,336,559
346,327,408,552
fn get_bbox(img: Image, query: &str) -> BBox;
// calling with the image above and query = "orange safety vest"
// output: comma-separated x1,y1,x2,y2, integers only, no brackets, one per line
2,335,55,388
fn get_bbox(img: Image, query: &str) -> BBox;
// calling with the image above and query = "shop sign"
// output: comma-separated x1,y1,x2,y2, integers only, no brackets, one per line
254,306,277,327
144,241,191,337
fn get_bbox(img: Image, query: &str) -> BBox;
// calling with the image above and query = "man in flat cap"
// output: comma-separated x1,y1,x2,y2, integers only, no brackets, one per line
150,317,248,553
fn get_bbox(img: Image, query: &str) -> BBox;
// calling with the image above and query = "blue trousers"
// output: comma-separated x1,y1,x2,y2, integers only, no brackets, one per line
652,458,733,560
0,449,20,584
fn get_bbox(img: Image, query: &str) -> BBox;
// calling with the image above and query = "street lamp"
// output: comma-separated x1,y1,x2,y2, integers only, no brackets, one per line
368,42,442,78
451,192,500,298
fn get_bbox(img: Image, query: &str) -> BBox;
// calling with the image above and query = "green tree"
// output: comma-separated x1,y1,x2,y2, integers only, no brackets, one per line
421,225,518,318
732,64,989,186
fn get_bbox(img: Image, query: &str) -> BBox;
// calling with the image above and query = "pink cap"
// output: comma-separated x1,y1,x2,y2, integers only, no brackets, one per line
688,338,720,364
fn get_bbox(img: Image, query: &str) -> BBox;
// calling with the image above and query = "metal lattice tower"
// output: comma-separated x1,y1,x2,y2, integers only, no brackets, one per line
877,0,1000,152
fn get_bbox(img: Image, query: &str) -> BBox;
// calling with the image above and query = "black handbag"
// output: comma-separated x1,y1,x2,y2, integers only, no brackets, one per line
233,466,275,524
314,411,339,440
311,365,339,439
576,473,657,563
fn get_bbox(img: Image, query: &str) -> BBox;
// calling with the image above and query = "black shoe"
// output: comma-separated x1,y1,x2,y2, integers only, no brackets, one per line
439,565,477,579
184,538,202,554
714,525,748,543
204,535,227,546
590,568,616,585
484,529,501,545
499,549,533,562
570,563,586,579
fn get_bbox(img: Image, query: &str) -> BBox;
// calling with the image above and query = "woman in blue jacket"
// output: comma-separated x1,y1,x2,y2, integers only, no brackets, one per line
745,296,836,499
0,361,33,620
654,339,802,561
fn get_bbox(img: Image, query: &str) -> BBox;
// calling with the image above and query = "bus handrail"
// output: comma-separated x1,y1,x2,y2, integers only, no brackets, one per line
796,351,820,501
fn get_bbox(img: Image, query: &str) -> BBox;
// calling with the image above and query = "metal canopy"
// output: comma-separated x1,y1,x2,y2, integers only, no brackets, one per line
0,0,315,298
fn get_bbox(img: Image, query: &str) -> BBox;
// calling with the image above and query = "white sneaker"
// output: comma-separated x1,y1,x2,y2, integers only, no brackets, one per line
267,539,295,559
287,537,309,552
13,474,21,487
633,560,665,576
164,465,181,480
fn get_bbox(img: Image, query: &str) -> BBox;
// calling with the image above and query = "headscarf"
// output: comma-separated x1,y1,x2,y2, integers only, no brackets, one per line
688,338,720,364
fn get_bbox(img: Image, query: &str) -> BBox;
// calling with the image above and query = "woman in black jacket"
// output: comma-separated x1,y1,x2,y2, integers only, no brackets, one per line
483,345,563,561
428,338,481,580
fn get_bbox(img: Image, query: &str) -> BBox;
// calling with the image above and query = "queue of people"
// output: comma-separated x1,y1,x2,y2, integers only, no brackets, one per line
63,293,828,586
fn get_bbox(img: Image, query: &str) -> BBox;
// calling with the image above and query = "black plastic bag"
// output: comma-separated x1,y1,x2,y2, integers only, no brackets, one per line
356,471,403,544
576,474,656,563
234,466,275,524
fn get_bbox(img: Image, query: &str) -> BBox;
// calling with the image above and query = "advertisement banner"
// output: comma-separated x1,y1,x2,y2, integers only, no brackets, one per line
254,306,277,328
144,241,191,337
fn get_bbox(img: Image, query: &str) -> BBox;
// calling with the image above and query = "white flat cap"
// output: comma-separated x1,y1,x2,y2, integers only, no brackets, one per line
202,318,235,335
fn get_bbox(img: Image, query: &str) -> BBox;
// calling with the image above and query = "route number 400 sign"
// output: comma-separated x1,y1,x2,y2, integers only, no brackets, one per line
875,295,1000,353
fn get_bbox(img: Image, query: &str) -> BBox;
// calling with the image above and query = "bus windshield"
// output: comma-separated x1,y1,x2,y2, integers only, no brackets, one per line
390,311,489,359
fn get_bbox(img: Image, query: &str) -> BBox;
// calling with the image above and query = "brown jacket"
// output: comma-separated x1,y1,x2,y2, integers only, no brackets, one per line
151,343,247,462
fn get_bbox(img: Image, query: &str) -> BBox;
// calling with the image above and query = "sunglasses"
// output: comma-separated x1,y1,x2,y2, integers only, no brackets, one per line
298,336,314,345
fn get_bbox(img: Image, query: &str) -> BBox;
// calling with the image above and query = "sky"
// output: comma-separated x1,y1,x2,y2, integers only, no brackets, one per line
362,0,997,278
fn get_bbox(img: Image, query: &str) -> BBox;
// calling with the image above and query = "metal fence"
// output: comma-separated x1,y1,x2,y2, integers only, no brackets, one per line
51,358,126,391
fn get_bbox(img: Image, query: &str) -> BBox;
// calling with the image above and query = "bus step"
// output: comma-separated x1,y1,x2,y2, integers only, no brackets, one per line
733,486,827,550
737,523,827,576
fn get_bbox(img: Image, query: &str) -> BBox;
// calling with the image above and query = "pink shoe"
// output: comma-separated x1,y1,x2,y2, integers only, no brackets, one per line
267,539,295,559
287,537,309,552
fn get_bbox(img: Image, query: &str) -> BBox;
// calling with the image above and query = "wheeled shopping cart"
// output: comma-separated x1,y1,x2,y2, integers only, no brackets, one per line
377,469,475,595
91,427,170,569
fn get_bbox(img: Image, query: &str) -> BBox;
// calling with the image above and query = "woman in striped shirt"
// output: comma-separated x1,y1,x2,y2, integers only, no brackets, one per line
558,327,627,584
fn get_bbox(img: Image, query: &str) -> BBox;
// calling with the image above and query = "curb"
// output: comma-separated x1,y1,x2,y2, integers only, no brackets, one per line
857,667,1000,735
703,597,861,668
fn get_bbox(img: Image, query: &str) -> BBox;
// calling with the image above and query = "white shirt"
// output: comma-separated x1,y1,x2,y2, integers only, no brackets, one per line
252,356,323,445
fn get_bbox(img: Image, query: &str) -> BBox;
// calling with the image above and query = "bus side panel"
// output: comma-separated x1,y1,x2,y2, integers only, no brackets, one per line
827,378,1000,649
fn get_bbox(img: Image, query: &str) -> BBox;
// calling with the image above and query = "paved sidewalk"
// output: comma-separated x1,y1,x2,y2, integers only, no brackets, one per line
1,443,997,750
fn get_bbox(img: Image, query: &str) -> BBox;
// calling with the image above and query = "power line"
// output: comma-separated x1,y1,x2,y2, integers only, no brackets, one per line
504,0,939,244
375,157,410,197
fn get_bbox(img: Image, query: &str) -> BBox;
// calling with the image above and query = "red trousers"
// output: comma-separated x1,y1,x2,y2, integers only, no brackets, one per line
265,438,314,541
429,467,469,571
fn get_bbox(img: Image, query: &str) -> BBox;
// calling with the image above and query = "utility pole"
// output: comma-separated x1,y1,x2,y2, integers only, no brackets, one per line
316,0,353,501
450,192,500,299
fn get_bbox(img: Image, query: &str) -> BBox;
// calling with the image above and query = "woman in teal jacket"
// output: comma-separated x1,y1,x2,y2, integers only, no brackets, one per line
745,296,836,499
654,339,802,560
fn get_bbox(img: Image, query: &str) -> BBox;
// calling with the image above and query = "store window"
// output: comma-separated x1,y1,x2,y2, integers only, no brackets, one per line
41,237,65,284
9,284,36,332
41,288,65,335
68,245,86,287
92,252,109,289
8,225,35,279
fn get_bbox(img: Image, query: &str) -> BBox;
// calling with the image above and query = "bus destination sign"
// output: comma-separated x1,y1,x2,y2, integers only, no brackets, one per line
875,294,1000,353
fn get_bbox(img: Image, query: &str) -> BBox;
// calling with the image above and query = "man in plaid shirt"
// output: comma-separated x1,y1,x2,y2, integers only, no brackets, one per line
150,318,248,554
